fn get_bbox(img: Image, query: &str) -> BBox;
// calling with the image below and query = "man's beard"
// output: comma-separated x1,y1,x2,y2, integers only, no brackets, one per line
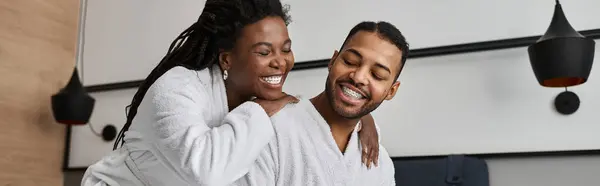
325,75,382,120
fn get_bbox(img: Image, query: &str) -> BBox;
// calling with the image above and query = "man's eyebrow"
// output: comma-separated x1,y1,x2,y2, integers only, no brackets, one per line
345,48,363,59
374,63,391,74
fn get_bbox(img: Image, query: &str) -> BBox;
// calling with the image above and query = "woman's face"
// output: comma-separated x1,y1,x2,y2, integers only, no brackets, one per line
220,16,294,100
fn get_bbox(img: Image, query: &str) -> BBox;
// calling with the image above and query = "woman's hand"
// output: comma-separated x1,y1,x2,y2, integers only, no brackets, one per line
358,113,379,169
252,93,299,116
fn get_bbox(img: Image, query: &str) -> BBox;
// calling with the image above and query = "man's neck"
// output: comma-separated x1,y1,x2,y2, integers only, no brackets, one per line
310,92,361,153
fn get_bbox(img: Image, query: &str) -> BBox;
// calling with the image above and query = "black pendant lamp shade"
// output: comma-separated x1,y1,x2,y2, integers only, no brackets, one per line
528,0,595,87
51,68,95,125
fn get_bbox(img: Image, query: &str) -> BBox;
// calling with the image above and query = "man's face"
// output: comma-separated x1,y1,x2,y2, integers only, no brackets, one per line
325,31,403,119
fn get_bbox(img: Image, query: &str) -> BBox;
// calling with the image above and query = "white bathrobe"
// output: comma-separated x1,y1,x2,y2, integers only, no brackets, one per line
82,65,276,186
232,99,396,186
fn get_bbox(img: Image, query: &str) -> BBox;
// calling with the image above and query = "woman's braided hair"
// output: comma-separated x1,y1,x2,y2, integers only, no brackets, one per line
113,0,291,149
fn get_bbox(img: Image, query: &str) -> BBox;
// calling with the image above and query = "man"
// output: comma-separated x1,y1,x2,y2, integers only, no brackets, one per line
233,21,409,186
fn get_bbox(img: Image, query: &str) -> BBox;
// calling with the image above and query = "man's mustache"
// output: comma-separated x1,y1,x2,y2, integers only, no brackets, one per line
337,79,371,99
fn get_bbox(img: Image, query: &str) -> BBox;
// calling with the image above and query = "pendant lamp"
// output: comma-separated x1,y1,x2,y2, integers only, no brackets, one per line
51,68,118,141
527,0,595,115
51,67,95,124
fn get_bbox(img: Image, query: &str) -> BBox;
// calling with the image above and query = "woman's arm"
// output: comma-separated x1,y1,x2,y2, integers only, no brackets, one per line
145,76,276,186
358,113,380,168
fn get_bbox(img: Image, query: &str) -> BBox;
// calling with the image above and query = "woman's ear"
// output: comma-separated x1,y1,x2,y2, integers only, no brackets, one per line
218,51,232,71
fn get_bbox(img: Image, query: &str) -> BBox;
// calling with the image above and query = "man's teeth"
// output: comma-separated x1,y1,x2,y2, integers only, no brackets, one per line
263,76,282,84
342,86,364,99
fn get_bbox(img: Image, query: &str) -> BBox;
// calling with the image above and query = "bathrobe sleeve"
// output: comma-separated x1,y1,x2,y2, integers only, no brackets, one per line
382,170,396,186
230,143,279,186
146,69,275,186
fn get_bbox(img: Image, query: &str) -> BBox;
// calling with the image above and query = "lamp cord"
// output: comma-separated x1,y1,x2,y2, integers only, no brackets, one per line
77,6,103,138
81,51,102,138
88,122,103,137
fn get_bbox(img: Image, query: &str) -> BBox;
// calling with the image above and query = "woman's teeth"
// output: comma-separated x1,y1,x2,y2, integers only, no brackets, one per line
263,75,282,85
342,86,364,99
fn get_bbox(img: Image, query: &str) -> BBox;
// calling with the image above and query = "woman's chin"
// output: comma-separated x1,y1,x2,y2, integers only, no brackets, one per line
255,91,286,100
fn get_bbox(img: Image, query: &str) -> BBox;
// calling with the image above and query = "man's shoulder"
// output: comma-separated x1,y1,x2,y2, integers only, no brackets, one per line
377,145,397,185
268,97,322,142
377,145,395,171
270,98,313,121
358,145,395,184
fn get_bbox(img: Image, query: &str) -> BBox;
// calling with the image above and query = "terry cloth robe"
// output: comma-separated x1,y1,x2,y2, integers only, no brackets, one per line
232,99,396,186
81,65,276,186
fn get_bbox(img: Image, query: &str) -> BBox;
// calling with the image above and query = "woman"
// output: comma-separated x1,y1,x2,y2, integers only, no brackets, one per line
82,0,380,185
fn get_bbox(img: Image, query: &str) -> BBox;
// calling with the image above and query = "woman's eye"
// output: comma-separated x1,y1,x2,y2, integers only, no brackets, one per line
257,51,270,56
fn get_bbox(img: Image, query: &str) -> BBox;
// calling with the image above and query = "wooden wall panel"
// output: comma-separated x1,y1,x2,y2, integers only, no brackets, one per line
0,0,80,185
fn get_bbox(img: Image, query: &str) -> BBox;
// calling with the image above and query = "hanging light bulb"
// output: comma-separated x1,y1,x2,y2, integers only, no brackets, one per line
51,67,95,125
528,0,595,88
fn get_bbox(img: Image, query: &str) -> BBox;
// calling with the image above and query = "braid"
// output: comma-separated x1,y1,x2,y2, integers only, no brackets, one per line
113,22,210,149
113,0,291,150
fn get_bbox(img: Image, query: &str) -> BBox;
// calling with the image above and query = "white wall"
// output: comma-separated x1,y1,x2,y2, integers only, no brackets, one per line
79,0,600,86
68,0,600,185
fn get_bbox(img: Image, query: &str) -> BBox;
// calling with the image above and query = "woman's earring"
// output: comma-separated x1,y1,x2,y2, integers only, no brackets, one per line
223,70,228,80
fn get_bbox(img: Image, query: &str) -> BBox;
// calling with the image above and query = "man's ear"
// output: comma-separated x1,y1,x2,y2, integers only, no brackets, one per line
385,81,401,100
218,51,232,71
328,50,339,71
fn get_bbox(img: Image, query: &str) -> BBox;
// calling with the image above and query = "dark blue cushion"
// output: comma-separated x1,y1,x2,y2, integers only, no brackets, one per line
393,155,489,186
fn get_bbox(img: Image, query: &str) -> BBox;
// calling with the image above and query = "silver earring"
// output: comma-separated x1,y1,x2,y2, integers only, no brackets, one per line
223,70,228,80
